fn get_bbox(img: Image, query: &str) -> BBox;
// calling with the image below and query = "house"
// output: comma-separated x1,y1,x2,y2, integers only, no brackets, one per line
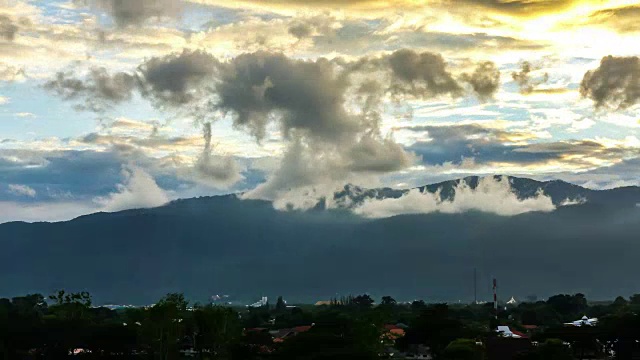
564,315,598,326
496,326,528,338
270,324,314,343
383,324,406,340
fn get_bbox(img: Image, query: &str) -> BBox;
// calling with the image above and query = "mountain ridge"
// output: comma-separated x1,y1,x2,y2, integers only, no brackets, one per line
1,175,639,304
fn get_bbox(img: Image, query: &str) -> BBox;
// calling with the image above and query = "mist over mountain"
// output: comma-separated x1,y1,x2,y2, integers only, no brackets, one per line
1,176,639,305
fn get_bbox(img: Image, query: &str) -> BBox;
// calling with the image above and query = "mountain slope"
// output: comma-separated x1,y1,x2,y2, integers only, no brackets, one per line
1,177,639,304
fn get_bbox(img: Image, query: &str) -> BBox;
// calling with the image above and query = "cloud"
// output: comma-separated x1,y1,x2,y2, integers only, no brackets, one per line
448,0,579,16
215,51,420,205
7,184,36,198
108,117,158,132
404,124,639,171
0,15,18,41
286,15,338,40
346,50,499,101
44,67,137,113
461,61,501,101
354,175,556,218
78,0,183,27
385,49,463,99
182,122,244,188
217,51,360,141
137,49,218,110
586,5,640,33
94,164,169,212
0,63,25,82
580,55,640,111
194,0,581,18
511,61,551,95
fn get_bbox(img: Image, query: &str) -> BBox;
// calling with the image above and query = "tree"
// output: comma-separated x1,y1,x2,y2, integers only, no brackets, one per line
516,339,573,360
380,296,397,307
140,293,189,360
411,300,427,312
275,296,287,312
613,296,628,307
546,294,587,320
48,290,92,320
278,311,382,359
352,294,375,309
442,339,484,360
630,294,640,305
192,305,241,359
399,304,472,357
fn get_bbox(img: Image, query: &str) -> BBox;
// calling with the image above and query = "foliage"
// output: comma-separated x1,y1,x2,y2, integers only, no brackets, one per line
442,338,485,360
3,290,640,359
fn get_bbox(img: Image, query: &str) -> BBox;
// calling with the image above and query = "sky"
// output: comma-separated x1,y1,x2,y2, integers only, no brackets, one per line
0,0,639,222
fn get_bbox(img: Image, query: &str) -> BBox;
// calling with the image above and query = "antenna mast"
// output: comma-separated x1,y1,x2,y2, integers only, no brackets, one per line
493,278,498,319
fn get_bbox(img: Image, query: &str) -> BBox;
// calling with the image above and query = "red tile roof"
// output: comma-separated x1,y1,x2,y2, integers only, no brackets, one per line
294,325,312,333
511,330,528,338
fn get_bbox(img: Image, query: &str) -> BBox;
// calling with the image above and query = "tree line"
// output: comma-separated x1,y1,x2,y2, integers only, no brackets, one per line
3,291,640,359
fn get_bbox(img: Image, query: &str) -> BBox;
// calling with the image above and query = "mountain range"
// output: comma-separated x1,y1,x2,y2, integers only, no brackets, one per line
1,176,639,305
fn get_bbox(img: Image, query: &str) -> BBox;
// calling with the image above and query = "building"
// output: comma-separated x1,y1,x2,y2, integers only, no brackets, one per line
496,326,528,339
564,315,598,326
248,296,268,308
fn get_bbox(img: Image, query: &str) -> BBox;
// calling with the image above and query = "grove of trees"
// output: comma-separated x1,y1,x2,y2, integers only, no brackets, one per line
3,291,640,359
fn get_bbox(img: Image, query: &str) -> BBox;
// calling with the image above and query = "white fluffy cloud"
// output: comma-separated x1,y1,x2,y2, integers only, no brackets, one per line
7,184,36,197
94,165,169,212
354,176,556,218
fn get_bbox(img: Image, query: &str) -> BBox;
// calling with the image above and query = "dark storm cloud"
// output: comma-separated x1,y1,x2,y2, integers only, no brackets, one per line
137,49,219,107
216,51,359,142
580,56,640,111
346,50,500,101
386,49,463,99
214,51,419,201
0,15,18,41
45,50,218,115
45,48,504,199
461,61,501,101
347,136,414,173
77,0,183,27
44,68,137,113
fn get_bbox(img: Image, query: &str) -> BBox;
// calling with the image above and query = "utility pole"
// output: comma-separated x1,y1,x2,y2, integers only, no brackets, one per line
493,278,498,320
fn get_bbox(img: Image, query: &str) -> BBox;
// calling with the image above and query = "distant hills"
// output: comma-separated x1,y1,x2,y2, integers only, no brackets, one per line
1,176,639,305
